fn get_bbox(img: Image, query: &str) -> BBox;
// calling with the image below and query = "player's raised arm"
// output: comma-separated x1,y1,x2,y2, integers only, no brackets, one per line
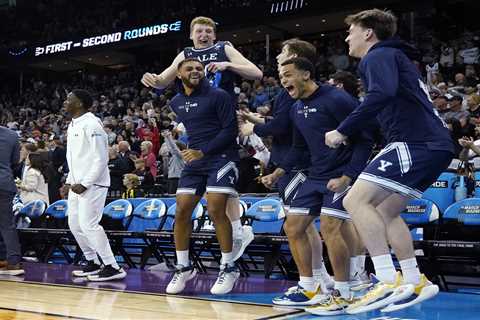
221,44,263,80
141,51,186,89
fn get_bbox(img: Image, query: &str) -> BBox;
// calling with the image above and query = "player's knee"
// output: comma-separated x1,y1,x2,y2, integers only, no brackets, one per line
342,192,357,212
283,219,303,239
320,217,341,240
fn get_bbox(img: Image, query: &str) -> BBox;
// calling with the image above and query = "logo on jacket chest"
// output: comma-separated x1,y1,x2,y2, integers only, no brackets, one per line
179,101,199,113
297,104,318,118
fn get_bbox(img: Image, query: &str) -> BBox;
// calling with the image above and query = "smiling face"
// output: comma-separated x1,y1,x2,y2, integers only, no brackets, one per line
345,23,371,58
190,23,216,49
177,60,205,88
279,63,309,100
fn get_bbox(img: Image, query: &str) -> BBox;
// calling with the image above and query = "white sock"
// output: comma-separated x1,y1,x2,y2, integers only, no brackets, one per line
357,255,366,273
176,250,190,267
221,251,234,266
349,257,358,280
334,281,351,298
231,220,243,239
400,258,421,285
312,263,330,279
371,254,396,283
299,276,317,292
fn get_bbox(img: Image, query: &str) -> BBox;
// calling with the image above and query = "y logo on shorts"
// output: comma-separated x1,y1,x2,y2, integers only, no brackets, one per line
228,176,235,185
378,160,393,172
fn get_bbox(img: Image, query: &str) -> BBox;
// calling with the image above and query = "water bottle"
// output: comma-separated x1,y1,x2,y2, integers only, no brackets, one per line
455,175,468,202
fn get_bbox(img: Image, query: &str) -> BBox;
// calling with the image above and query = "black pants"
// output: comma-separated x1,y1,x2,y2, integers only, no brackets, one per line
0,190,21,264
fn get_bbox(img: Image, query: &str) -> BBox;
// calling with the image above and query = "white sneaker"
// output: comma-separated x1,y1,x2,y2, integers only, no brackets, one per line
350,270,371,291
232,225,254,261
166,265,197,294
210,264,240,295
315,272,335,293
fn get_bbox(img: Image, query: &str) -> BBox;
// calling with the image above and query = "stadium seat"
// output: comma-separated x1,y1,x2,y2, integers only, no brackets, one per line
45,200,68,219
102,199,133,230
129,199,167,232
244,198,285,234
163,202,204,231
422,171,456,213
19,199,47,219
401,198,440,225
443,198,480,226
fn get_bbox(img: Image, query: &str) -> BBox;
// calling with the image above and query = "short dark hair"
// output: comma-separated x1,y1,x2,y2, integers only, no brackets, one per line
177,58,203,70
72,89,93,109
345,9,397,40
281,39,317,64
281,57,315,79
331,71,359,97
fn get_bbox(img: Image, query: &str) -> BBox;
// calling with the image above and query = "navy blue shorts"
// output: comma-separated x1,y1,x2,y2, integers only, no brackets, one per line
288,177,351,220
277,170,307,208
359,142,453,198
177,158,238,197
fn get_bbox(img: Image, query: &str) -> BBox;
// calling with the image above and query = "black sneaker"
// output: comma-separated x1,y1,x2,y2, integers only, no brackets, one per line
87,265,127,282
72,261,102,277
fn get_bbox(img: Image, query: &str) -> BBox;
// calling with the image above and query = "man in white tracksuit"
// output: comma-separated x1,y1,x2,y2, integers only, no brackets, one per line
64,89,126,282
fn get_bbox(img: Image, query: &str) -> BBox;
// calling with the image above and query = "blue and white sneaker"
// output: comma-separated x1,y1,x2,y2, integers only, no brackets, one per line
273,285,323,306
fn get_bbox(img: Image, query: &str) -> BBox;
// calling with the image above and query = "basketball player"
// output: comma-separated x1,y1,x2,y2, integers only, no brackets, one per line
261,58,373,312
64,90,126,282
165,58,240,295
325,9,454,313
141,16,262,260
238,39,334,296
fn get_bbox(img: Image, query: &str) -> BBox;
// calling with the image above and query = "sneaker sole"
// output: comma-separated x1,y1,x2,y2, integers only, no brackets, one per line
381,284,439,312
72,270,101,277
305,307,345,316
166,269,197,294
87,271,127,282
347,284,415,314
0,270,25,276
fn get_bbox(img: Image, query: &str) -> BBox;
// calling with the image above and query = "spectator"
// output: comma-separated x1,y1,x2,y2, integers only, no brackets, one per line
47,136,66,203
161,130,186,194
117,141,135,173
107,147,130,193
140,141,157,178
16,152,50,205
444,95,469,122
133,159,155,190
121,174,144,199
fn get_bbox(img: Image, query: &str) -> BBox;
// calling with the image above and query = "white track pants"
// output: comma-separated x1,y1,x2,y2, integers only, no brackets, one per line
68,186,117,266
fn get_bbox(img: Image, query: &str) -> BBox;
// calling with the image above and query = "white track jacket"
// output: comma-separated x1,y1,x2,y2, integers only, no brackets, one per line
66,112,110,188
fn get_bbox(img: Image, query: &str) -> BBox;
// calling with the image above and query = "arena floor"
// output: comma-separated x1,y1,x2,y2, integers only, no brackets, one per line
0,262,478,319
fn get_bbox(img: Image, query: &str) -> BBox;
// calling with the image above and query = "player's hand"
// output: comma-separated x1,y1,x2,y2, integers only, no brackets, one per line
237,110,264,124
141,72,163,89
458,136,474,148
260,168,285,189
325,130,347,149
71,184,87,194
181,149,204,163
207,62,230,73
239,121,255,137
326,175,352,193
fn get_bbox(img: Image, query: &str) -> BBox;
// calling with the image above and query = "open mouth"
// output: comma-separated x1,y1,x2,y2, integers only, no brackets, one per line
285,85,295,95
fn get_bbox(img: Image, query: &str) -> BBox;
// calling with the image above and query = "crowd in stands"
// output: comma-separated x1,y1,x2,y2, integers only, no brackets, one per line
1,7,480,204
0,0,255,50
